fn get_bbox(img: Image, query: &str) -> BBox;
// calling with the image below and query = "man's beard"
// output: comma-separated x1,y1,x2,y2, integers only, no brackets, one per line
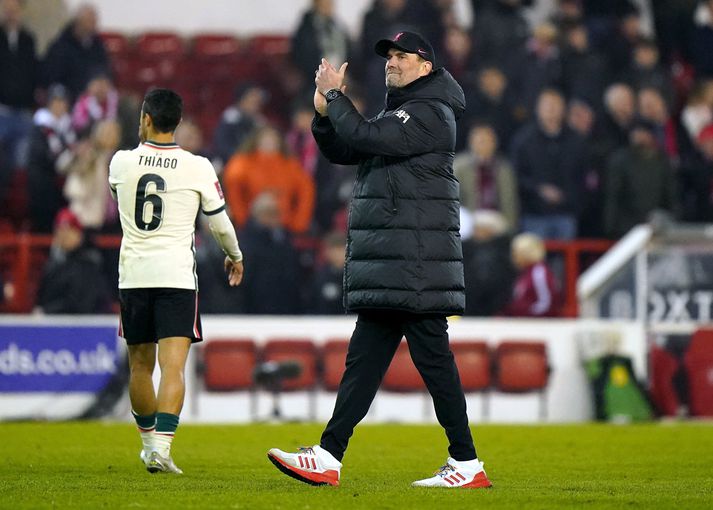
385,74,400,89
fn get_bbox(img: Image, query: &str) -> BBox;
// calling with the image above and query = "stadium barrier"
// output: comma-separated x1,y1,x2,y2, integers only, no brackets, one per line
0,315,646,423
0,232,612,315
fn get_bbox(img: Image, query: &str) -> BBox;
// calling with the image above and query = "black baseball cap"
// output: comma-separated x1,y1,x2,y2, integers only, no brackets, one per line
375,31,435,64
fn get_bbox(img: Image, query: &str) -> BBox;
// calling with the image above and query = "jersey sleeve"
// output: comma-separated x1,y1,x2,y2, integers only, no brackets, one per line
197,157,226,216
108,151,125,200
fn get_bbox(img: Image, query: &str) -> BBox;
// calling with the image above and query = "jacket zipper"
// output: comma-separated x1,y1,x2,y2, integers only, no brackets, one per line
386,169,398,213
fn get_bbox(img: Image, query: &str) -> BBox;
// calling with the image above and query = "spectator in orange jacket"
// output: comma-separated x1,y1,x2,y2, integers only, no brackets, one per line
222,125,316,233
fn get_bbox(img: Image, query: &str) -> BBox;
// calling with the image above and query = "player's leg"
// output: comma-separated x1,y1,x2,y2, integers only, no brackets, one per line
153,336,192,461
268,310,403,486
119,289,159,466
146,288,202,474
404,314,492,488
127,342,158,459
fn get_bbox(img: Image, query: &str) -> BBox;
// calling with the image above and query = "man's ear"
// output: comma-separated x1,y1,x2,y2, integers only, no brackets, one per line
422,60,433,76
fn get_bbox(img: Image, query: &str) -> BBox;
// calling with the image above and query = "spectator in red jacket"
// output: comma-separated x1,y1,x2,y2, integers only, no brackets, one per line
502,233,562,317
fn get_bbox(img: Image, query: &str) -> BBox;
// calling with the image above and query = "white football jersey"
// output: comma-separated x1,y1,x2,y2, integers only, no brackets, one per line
109,141,226,289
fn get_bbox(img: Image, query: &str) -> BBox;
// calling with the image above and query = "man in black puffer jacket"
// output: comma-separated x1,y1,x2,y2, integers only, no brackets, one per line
268,32,492,490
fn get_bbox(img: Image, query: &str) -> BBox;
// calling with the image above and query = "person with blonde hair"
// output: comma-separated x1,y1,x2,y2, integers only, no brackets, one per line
503,232,562,317
63,119,121,229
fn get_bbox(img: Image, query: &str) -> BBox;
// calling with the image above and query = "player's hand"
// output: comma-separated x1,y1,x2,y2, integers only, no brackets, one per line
224,256,244,287
315,58,348,95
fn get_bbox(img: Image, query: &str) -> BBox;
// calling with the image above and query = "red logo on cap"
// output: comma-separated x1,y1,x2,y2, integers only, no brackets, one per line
394,32,404,41
417,48,427,55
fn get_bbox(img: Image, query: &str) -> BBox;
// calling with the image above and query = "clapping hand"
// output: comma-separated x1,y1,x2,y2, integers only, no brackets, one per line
315,58,348,95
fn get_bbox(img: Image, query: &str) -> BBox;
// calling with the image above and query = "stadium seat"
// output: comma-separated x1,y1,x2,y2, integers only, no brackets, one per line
135,32,185,60
198,339,258,420
192,34,241,59
100,31,132,59
683,328,713,417
262,339,319,420
201,339,258,391
494,341,550,419
123,59,181,91
381,341,431,420
322,338,349,391
262,339,319,390
649,345,681,416
451,340,491,419
382,341,426,392
245,34,291,58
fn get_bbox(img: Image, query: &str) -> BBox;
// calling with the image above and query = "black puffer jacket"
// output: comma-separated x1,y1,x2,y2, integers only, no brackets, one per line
312,68,466,314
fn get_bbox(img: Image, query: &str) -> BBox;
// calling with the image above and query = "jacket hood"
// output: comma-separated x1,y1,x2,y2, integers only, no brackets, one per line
385,68,466,119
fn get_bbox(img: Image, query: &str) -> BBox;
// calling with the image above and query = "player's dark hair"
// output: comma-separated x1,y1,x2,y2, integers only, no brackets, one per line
142,88,183,133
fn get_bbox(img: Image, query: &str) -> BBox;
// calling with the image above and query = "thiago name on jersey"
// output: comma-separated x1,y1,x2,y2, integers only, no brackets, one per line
138,155,178,169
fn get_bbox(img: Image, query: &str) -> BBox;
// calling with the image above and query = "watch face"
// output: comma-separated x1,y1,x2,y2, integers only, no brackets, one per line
326,89,340,101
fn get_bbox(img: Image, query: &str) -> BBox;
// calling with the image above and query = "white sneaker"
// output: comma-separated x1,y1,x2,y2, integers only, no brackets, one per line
267,445,341,486
412,457,492,488
145,451,183,475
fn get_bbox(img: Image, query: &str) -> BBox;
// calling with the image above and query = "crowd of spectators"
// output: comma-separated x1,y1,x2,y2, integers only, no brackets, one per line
3,0,713,317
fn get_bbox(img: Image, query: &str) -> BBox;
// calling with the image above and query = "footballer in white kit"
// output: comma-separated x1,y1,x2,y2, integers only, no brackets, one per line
109,88,243,475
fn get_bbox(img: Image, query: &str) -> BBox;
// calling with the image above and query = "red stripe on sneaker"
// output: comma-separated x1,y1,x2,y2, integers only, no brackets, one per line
311,458,317,470
298,456,304,468
444,477,455,485
454,472,466,481
461,471,493,489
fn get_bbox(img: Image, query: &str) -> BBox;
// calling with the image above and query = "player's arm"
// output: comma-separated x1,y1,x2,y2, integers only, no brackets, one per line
108,152,123,200
199,157,244,287
206,208,244,287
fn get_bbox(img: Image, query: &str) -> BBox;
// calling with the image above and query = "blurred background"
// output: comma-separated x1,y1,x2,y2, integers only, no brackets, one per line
1,0,713,425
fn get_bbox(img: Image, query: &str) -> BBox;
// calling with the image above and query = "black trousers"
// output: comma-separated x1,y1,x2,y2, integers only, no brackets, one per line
320,310,477,462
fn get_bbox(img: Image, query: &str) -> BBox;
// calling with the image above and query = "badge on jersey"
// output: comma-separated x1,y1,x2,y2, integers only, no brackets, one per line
214,181,224,199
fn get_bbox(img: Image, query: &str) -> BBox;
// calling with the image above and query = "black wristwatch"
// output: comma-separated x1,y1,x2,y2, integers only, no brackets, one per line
325,88,344,103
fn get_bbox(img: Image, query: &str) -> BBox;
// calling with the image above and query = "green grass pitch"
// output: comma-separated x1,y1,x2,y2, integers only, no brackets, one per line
1,422,712,509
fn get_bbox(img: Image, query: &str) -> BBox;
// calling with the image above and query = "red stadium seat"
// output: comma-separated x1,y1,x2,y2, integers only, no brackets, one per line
136,32,185,60
262,339,319,391
246,34,291,58
494,341,550,419
123,59,181,91
198,338,258,420
100,31,132,58
262,338,319,420
201,339,257,391
451,341,491,391
649,345,681,416
684,328,713,417
382,341,425,391
451,340,492,418
192,34,241,59
322,339,349,391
